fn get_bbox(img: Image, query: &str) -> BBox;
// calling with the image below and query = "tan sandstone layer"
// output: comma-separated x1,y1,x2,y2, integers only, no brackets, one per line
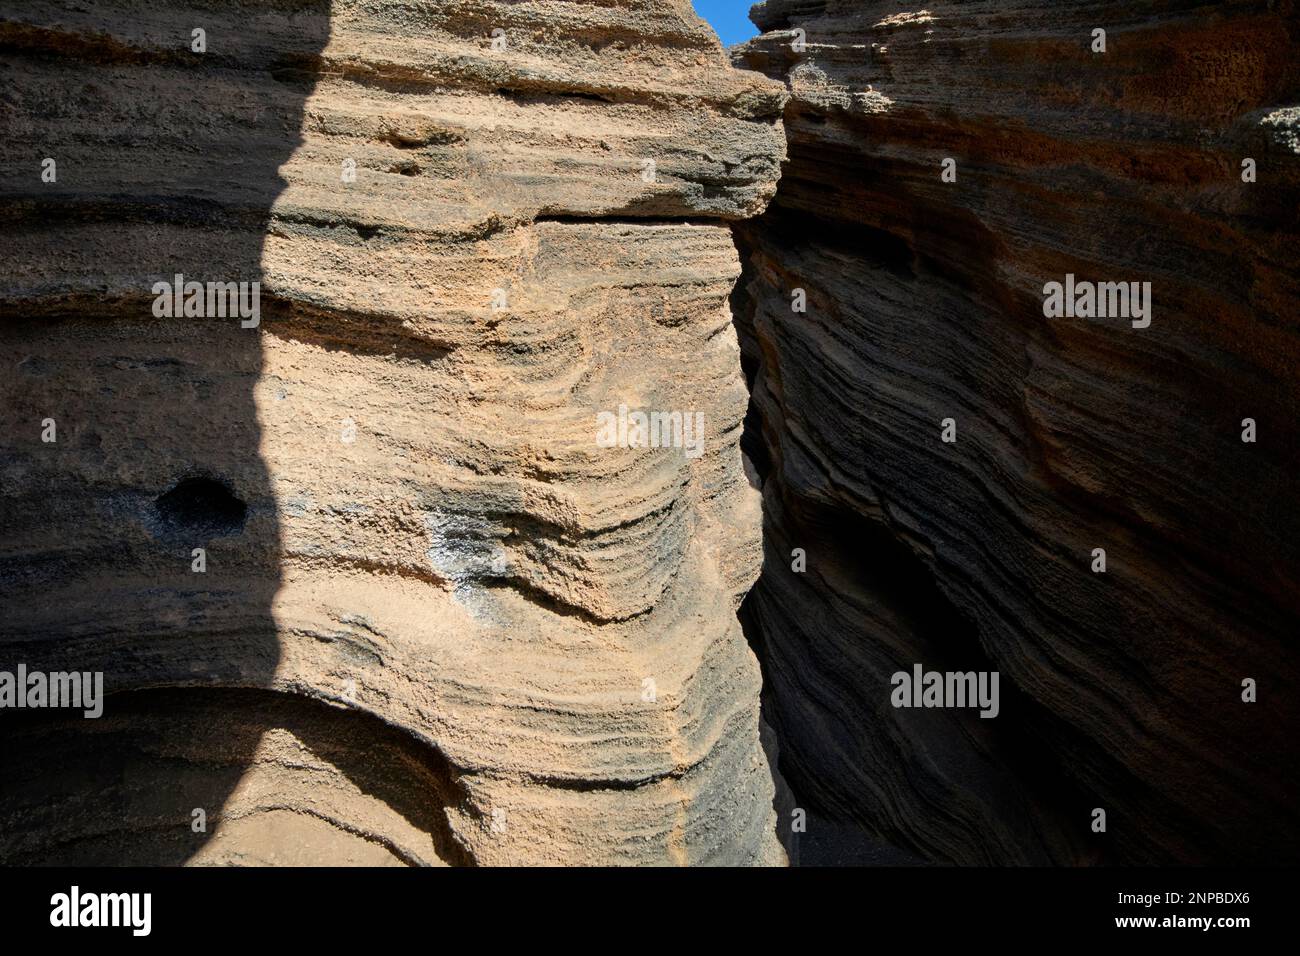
0,0,788,865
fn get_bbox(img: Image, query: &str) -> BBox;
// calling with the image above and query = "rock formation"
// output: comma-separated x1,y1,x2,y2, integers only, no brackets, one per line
734,0,1300,864
0,0,788,865
5,0,1296,870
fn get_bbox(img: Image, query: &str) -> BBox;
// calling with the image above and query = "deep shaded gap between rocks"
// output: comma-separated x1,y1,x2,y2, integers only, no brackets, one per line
722,78,1104,866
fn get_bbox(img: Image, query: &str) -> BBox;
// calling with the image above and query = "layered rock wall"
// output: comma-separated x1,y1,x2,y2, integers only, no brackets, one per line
734,0,1300,864
0,0,787,866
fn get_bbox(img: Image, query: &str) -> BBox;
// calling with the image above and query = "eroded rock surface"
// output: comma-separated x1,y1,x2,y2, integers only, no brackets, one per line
734,0,1300,864
0,0,787,866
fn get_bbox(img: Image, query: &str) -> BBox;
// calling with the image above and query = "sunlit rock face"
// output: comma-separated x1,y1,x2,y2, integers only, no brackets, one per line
733,0,1300,865
0,0,788,866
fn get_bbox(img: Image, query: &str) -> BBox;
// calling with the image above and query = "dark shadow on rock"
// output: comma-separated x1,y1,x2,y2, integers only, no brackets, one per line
729,220,1093,867
0,689,470,865
0,0,369,864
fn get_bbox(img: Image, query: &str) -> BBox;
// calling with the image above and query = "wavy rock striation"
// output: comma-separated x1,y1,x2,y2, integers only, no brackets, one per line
0,0,787,865
734,0,1300,864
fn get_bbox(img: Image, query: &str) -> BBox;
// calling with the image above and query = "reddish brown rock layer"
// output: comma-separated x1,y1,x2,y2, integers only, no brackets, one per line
734,0,1300,864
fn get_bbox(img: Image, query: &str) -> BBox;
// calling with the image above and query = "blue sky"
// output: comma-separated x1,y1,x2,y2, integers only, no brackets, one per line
692,0,759,47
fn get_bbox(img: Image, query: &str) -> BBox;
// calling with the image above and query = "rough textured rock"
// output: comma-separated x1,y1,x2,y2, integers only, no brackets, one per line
0,0,788,865
734,0,1300,864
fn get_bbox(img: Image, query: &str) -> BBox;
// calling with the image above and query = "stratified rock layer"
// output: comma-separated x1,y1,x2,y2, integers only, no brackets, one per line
0,0,787,865
734,0,1300,864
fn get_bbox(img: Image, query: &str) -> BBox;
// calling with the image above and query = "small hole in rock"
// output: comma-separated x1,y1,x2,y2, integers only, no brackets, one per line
155,476,247,537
